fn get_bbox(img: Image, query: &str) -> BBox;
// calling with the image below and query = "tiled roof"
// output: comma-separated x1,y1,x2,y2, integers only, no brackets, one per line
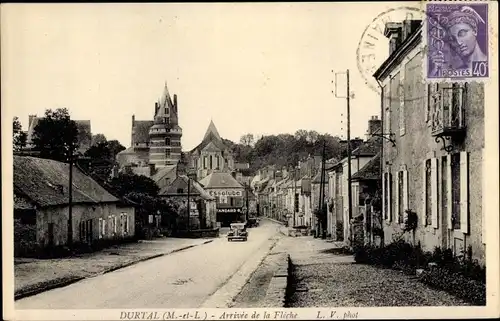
14,194,35,210
189,121,229,154
199,171,243,189
352,133,382,157
159,175,214,200
352,153,381,181
14,156,119,207
203,120,222,141
26,118,92,152
202,141,221,153
133,120,154,144
151,165,177,183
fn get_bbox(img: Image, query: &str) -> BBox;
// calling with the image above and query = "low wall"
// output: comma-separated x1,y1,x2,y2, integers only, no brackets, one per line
262,253,291,307
172,228,220,238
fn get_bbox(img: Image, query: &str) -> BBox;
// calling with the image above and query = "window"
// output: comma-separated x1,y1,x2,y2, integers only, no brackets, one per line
230,197,234,207
99,218,103,239
113,215,117,233
384,85,391,136
203,156,207,169
444,152,469,234
165,149,171,158
177,188,184,194
395,169,408,224
217,156,220,169
165,137,171,146
165,107,169,115
166,117,170,124
451,153,462,230
422,158,438,228
123,213,129,234
382,172,393,221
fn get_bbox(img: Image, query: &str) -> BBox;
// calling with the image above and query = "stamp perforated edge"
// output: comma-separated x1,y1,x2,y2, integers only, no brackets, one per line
421,0,493,84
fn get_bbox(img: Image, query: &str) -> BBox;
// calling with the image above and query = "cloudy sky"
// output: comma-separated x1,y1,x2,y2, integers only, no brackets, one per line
2,2,423,151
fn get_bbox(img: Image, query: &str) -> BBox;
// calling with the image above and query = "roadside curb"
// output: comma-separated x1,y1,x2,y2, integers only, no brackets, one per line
14,239,214,301
263,217,285,225
263,253,291,307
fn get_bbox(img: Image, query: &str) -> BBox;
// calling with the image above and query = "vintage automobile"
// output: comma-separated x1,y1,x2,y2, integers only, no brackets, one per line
227,223,248,242
246,217,259,228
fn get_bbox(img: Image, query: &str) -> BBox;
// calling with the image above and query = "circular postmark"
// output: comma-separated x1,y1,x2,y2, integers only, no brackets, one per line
356,6,425,93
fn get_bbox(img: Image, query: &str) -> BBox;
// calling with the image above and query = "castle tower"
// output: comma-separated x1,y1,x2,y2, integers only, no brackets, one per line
148,82,183,168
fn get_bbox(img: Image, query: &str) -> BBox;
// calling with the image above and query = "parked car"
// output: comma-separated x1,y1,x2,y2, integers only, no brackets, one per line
227,223,248,241
246,217,259,228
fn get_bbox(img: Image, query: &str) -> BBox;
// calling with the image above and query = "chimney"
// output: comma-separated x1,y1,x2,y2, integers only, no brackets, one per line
384,22,403,56
29,115,37,128
154,102,159,115
367,115,382,137
402,19,422,42
173,94,177,112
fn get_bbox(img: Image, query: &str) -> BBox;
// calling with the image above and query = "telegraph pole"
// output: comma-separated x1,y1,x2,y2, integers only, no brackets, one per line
68,146,74,246
334,69,353,242
187,176,191,232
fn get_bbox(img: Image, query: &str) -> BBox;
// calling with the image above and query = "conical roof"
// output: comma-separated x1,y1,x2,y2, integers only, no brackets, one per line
203,120,222,141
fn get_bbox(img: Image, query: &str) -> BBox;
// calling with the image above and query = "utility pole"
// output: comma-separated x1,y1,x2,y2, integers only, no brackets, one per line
68,146,74,246
334,69,353,243
245,183,249,222
187,176,191,232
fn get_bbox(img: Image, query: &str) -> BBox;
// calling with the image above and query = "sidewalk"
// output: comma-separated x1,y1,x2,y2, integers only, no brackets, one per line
281,236,470,307
14,237,213,300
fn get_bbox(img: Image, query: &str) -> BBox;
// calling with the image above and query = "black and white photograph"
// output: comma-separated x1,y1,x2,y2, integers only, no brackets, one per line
2,2,499,320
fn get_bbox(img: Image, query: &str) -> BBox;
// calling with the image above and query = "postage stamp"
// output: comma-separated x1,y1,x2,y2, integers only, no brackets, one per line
425,2,489,80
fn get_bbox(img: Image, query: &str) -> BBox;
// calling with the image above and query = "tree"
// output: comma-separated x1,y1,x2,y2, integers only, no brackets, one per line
240,133,255,147
294,129,308,141
32,108,79,162
91,133,107,146
109,173,159,197
107,140,126,159
13,117,27,151
307,130,320,143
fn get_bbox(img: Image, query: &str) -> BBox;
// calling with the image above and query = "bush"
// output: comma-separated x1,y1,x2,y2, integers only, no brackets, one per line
353,241,486,305
420,267,486,305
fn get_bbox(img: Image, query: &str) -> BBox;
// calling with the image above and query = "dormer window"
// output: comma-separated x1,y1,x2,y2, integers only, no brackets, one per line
166,107,169,114
177,188,184,194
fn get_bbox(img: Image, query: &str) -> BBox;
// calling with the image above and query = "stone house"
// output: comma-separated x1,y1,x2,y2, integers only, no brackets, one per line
326,120,381,241
199,171,245,227
373,20,485,263
14,156,135,256
351,153,382,246
159,175,217,230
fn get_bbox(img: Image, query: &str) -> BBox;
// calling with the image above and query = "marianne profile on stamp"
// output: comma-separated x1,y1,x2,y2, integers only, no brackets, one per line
427,3,489,79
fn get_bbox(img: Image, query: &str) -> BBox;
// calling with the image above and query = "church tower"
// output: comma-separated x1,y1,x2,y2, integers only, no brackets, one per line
148,82,183,168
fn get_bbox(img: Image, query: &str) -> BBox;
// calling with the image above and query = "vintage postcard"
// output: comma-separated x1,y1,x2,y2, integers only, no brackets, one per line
2,1,499,320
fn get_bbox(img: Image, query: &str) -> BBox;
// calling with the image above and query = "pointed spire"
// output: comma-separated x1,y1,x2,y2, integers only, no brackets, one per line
159,81,173,109
203,119,222,141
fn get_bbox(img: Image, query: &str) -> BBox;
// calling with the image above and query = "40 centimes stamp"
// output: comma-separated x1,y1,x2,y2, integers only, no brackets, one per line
425,2,489,81
356,6,424,93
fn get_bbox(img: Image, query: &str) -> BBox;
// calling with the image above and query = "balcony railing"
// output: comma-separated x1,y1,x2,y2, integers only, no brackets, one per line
430,84,466,137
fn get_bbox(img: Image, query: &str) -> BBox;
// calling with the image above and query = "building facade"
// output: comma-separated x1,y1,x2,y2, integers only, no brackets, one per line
374,20,485,263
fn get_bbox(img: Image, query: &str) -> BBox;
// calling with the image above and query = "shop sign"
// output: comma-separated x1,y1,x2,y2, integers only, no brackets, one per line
217,208,243,214
209,189,243,197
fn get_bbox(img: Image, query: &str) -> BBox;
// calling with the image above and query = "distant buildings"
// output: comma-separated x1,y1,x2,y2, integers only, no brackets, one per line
24,115,92,155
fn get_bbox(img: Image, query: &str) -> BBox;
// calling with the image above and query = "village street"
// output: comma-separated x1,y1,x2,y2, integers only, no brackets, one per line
15,220,282,309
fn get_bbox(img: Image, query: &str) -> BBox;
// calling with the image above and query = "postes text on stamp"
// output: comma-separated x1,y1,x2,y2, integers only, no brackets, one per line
425,2,489,80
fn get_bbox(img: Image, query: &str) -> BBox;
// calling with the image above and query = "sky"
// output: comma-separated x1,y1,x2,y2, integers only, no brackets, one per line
2,2,423,151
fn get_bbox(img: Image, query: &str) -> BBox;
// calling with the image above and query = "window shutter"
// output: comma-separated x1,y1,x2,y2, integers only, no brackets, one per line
431,158,439,228
460,151,469,234
446,155,452,229
403,169,409,221
98,218,103,239
424,84,430,122
382,172,386,220
388,173,392,222
127,214,130,234
481,148,485,244
395,172,400,223
422,161,427,226
103,219,107,237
